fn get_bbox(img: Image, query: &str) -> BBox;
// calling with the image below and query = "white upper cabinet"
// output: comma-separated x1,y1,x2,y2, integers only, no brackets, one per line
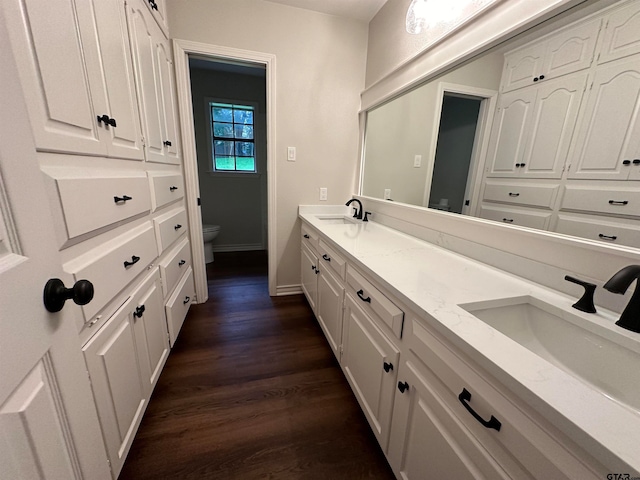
2,0,144,159
568,55,640,180
156,40,181,162
141,0,170,37
502,18,600,93
598,0,640,64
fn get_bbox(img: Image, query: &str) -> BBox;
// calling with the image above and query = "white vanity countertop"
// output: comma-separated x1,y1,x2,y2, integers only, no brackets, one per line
299,205,640,473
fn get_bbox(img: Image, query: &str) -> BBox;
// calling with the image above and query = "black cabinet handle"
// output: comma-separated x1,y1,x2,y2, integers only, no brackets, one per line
97,114,116,127
533,77,539,82
134,305,145,318
169,186,178,191
322,254,330,262
148,0,158,10
178,259,186,266
356,289,371,303
508,192,520,197
520,163,526,167
633,159,640,165
599,234,617,241
398,381,409,393
124,255,140,268
174,224,182,230
608,200,628,205
502,218,514,223
623,160,631,165
163,140,172,146
183,296,190,305
114,195,132,204
539,74,545,80
43,278,94,312
515,163,521,168
383,362,393,373
314,267,319,275
458,388,501,431
303,234,310,239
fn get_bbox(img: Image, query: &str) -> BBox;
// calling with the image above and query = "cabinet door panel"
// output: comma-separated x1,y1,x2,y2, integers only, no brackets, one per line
316,267,344,359
156,41,181,163
301,244,318,312
502,44,545,93
543,19,600,78
569,57,640,179
599,1,640,64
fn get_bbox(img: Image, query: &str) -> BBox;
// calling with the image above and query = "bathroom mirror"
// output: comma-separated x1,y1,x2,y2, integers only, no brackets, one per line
361,0,640,249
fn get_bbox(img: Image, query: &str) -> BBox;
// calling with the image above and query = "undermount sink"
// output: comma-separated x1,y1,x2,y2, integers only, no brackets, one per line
314,215,358,224
459,295,640,414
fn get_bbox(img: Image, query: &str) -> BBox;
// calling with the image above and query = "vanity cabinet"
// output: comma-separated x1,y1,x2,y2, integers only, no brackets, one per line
316,262,345,359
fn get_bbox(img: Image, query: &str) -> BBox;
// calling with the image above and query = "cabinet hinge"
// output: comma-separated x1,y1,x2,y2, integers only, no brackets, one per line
141,135,146,146
566,164,571,172
589,81,594,91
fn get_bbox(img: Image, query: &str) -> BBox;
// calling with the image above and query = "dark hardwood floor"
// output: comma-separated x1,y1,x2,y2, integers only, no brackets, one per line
119,251,395,479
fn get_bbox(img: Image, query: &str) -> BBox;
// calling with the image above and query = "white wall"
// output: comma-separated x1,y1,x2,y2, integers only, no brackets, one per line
167,0,368,291
190,66,267,251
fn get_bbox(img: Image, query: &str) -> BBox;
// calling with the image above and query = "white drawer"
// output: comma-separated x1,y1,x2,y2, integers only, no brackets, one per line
148,172,184,212
555,214,640,249
154,207,188,253
159,238,191,298
560,185,640,218
318,239,346,281
483,181,558,208
166,267,195,347
67,223,159,322
479,204,551,230
346,266,404,338
44,169,151,241
301,224,319,253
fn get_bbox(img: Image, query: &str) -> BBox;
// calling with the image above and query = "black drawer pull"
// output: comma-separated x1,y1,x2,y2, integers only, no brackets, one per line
97,114,117,127
322,254,330,262
458,388,501,431
599,234,617,241
533,77,539,82
174,224,182,230
114,195,132,204
169,186,178,191
183,296,190,305
314,267,319,274
178,259,186,266
383,362,393,373
398,381,409,393
356,289,371,303
163,140,172,147
623,160,631,165
502,218,514,223
149,0,158,10
133,305,145,318
633,159,640,165
608,200,628,205
508,192,520,197
539,74,545,80
303,234,310,239
124,255,140,268
515,163,521,168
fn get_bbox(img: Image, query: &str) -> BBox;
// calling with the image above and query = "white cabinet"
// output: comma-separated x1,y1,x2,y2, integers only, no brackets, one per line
598,0,640,64
478,204,552,230
341,293,400,452
482,181,559,209
316,263,344,360
3,0,144,159
301,235,319,312
165,267,195,346
141,0,170,37
568,56,640,180
486,73,587,179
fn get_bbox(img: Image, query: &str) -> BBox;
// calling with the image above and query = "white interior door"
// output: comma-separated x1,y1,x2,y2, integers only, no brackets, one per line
0,15,110,480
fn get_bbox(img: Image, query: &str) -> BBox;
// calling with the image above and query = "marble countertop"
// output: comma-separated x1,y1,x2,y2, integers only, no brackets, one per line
299,205,640,473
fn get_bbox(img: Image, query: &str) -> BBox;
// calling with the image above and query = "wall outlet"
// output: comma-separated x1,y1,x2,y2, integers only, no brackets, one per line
287,146,296,161
319,187,327,201
384,189,391,200
414,155,422,168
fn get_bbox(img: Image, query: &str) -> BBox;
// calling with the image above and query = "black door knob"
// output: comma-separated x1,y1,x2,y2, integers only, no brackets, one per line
43,278,94,313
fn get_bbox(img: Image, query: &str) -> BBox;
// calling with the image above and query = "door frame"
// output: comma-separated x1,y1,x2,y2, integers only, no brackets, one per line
173,39,277,300
423,82,497,216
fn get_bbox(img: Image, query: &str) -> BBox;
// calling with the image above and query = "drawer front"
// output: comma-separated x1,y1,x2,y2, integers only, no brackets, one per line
483,181,558,208
166,267,195,347
69,224,159,322
49,171,151,240
555,214,640,249
479,205,551,230
301,224,319,253
148,172,184,211
346,266,404,338
154,207,188,253
318,239,346,281
560,185,640,218
159,238,191,298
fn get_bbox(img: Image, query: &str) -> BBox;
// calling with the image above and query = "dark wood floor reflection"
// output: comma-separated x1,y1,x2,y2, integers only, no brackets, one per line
119,251,395,479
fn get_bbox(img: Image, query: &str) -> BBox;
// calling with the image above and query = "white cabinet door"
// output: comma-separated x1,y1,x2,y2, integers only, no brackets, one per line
142,0,170,37
599,1,640,64
341,294,399,452
520,74,587,178
568,56,640,180
486,89,536,177
542,18,600,79
156,39,181,163
301,243,318,312
316,266,344,360
502,43,546,92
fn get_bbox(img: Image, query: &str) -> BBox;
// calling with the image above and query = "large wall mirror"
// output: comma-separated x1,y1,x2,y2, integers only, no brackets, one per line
362,0,640,249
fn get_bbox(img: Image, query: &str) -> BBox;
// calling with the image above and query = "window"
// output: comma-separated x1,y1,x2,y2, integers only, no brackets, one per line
210,102,256,172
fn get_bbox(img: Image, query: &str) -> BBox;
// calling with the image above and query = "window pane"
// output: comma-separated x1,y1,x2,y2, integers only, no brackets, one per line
236,157,255,171
235,141,254,156
215,157,235,170
234,125,254,139
214,122,234,138
213,107,233,122
214,140,234,156
234,109,253,124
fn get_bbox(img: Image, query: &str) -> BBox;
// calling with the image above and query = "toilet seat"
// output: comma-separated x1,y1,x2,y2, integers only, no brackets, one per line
202,224,220,233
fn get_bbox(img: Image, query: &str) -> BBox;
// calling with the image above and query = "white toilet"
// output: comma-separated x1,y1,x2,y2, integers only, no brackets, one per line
202,224,221,263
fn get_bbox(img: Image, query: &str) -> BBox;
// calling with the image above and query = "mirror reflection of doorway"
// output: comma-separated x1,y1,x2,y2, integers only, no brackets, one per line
428,94,482,214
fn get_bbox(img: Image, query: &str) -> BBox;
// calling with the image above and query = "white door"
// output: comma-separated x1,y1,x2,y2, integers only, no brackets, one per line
0,16,110,480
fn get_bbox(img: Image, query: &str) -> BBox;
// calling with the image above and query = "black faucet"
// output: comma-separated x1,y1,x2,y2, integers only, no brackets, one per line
603,265,640,333
345,198,363,220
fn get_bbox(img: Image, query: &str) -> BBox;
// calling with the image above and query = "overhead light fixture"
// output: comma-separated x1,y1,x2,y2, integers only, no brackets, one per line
406,0,498,36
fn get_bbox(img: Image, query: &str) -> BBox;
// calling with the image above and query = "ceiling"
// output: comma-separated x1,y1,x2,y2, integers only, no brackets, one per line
263,0,388,22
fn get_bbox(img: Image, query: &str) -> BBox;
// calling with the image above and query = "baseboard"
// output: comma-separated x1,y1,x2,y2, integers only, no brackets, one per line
276,284,303,296
212,243,264,252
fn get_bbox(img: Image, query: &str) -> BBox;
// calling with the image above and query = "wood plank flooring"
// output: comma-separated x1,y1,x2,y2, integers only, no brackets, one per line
119,251,395,479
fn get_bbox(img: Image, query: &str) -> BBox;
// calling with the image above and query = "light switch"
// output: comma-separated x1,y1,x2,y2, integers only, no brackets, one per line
319,187,327,201
414,155,422,168
287,147,296,162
